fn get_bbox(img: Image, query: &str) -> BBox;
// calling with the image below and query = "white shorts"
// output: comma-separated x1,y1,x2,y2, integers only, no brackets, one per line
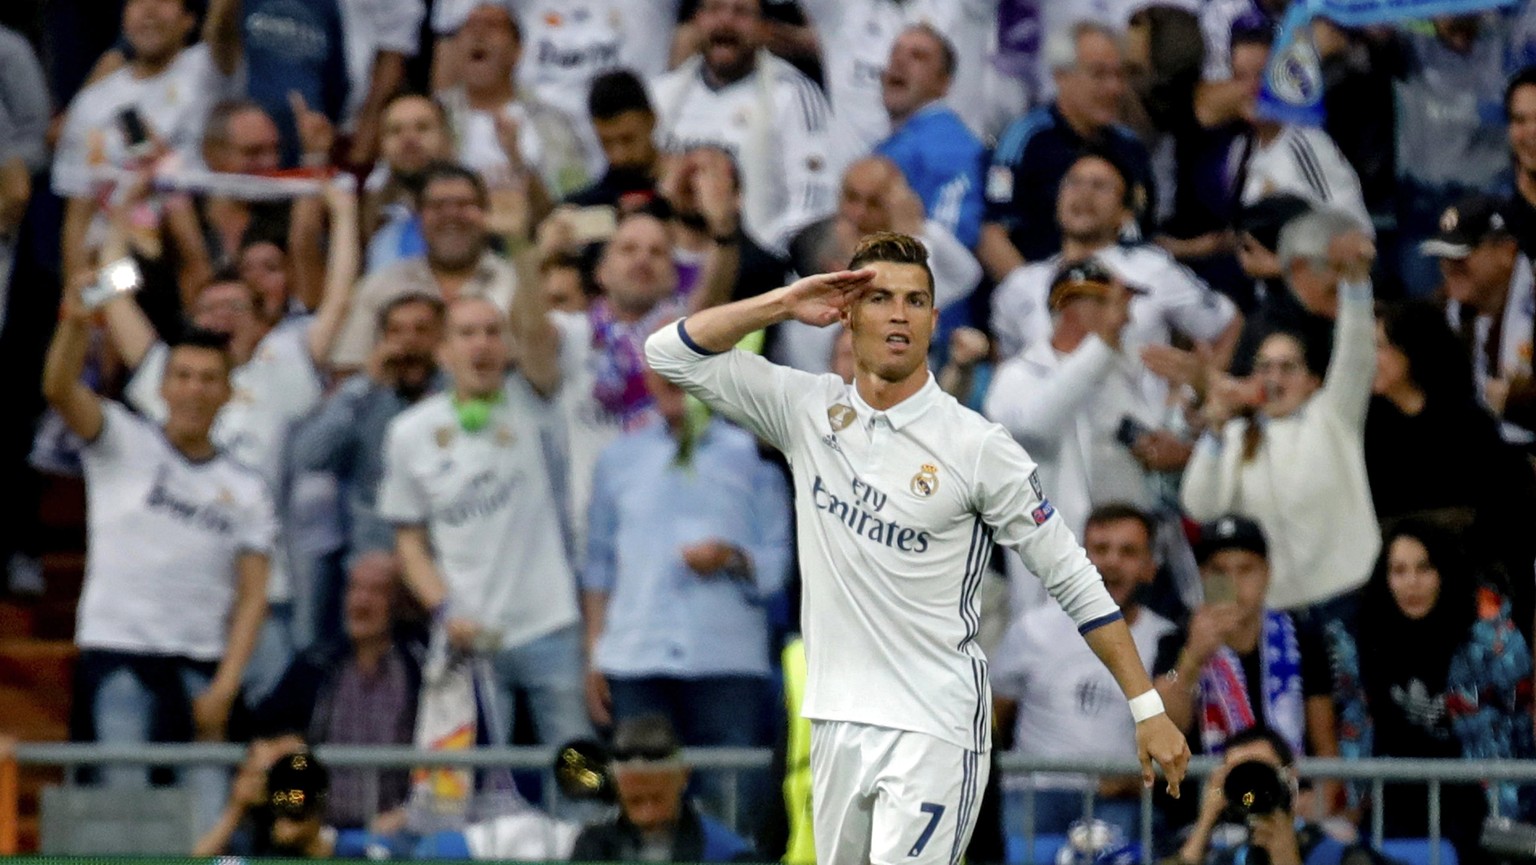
810,720,990,865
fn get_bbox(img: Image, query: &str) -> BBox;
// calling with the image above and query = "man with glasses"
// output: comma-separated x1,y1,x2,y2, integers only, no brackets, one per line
979,21,1157,278
332,162,518,370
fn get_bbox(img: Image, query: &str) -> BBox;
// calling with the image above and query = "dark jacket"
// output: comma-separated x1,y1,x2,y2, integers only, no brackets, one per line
570,801,755,863
254,638,422,737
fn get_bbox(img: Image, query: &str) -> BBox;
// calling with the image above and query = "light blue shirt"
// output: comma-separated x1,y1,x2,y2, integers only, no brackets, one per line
583,418,792,678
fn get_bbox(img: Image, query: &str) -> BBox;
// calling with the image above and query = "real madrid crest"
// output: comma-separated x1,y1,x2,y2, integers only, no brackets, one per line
827,404,856,432
435,425,456,448
910,463,939,498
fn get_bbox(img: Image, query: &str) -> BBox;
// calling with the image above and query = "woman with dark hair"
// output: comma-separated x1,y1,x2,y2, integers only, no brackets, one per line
1328,520,1533,863
1365,301,1536,628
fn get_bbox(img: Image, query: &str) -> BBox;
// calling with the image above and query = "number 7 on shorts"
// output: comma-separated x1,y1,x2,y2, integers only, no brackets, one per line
907,802,947,857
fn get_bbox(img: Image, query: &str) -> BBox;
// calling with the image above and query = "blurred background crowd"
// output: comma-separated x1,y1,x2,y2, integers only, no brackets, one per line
2,0,1536,861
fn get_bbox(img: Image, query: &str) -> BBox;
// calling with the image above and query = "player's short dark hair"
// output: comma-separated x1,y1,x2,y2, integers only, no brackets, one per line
168,327,234,373
848,231,935,299
589,69,654,122
1084,503,1156,543
1505,65,1536,118
1224,724,1296,767
417,161,489,209
905,23,957,79
377,291,446,334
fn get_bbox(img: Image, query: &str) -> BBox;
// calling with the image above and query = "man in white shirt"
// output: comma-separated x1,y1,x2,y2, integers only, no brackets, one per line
986,260,1161,558
650,0,843,253
795,0,997,151
432,0,683,174
44,283,272,812
644,231,1189,865
381,295,589,746
990,150,1241,405
436,3,588,200
54,0,241,283
992,503,1176,839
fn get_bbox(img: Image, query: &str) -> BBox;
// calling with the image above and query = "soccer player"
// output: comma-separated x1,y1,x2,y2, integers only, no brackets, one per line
644,232,1190,865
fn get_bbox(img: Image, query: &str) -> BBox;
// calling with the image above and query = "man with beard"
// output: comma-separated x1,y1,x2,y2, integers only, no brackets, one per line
333,162,518,370
291,294,446,557
564,70,664,211
650,0,843,253
365,93,456,272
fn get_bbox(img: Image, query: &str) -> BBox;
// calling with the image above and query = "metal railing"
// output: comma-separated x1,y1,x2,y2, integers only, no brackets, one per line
5,745,1533,863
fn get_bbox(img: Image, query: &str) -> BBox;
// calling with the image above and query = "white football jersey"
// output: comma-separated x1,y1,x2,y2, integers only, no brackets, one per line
1238,125,1373,235
799,0,996,150
77,402,277,661
990,243,1237,406
378,375,579,646
127,323,325,602
650,52,843,253
52,44,234,197
646,322,1121,752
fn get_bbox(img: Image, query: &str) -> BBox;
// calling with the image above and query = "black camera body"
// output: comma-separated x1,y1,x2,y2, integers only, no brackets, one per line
1223,759,1293,820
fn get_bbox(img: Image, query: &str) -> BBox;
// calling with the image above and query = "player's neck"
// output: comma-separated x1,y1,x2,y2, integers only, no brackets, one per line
854,366,929,411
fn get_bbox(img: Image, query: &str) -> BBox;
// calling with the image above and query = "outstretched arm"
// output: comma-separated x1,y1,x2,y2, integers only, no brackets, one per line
1082,621,1192,796
42,275,106,442
676,268,875,353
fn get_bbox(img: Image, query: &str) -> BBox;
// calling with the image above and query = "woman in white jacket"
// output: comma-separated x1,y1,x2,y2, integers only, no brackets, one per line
1181,210,1379,620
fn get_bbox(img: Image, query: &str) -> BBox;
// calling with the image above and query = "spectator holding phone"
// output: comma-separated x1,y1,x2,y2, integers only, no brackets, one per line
1152,517,1339,767
1181,209,1378,628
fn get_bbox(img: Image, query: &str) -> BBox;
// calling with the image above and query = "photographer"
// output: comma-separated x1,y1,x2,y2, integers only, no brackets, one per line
1175,726,1381,865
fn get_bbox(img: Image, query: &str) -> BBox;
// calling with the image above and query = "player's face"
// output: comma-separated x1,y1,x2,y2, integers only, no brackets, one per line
1510,85,1536,176
593,110,658,172
596,215,677,316
382,97,451,176
459,5,520,89
123,0,194,65
881,29,951,121
161,346,231,436
1204,549,1269,616
842,261,937,385
441,298,510,399
1056,157,1128,244
698,0,762,82
1254,333,1319,418
1083,518,1155,608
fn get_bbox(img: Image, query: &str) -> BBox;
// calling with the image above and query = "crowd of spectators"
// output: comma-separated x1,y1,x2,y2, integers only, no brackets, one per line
5,0,1536,861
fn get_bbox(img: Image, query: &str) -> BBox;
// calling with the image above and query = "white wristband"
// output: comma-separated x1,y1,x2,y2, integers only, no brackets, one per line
1128,690,1165,723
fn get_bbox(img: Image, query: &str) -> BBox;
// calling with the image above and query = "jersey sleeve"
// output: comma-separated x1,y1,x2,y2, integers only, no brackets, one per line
377,417,429,525
644,319,817,453
50,98,95,198
238,475,279,556
972,427,1121,633
1143,254,1237,344
125,342,171,423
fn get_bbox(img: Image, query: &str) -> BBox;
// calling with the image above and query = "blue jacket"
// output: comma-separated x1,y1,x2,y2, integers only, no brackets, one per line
877,104,986,248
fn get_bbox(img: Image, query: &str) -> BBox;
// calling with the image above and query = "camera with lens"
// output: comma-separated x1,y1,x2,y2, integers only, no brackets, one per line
1222,759,1292,821
553,739,616,803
